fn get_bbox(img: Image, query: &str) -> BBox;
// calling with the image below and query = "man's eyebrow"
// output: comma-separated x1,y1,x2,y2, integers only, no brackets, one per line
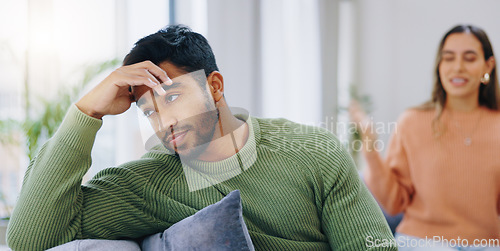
163,81,183,91
136,82,183,107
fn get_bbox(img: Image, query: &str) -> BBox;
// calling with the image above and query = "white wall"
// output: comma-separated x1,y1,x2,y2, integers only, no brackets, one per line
206,0,261,117
108,0,170,173
205,0,330,126
355,0,500,145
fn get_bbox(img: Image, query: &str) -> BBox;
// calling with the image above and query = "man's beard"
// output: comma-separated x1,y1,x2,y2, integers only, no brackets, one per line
159,106,219,160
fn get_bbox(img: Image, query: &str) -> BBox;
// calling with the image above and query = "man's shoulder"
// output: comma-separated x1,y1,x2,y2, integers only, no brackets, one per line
254,117,342,156
255,117,334,138
252,117,354,188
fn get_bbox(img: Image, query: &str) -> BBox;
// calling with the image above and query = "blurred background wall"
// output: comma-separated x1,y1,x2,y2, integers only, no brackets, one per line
0,0,500,219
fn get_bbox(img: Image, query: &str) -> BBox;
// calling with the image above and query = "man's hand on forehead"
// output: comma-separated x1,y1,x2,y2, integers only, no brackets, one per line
75,60,173,119
139,61,173,96
136,60,173,86
134,69,207,105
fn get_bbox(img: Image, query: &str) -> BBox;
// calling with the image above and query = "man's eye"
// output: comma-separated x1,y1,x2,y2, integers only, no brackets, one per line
166,94,179,103
143,110,156,117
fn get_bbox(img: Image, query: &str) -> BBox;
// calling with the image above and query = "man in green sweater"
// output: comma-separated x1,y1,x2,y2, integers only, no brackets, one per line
7,25,396,250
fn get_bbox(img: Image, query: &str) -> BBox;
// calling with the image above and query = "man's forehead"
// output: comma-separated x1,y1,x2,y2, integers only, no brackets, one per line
159,61,187,77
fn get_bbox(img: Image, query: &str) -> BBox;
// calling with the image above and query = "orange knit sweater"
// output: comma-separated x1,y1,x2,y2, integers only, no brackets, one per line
364,106,500,243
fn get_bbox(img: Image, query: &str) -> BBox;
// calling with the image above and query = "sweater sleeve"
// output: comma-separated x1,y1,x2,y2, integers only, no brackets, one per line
317,133,397,250
6,105,162,250
363,113,414,215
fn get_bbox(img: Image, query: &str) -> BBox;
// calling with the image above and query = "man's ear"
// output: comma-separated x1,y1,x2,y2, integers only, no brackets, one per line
207,71,224,102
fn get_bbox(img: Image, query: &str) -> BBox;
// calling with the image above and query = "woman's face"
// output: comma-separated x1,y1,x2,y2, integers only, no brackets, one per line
438,32,493,102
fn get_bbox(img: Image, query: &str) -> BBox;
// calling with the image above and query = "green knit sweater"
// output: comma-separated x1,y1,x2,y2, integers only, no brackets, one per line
7,105,396,250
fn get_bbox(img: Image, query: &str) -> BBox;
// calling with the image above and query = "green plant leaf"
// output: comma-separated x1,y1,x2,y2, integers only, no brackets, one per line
19,58,120,159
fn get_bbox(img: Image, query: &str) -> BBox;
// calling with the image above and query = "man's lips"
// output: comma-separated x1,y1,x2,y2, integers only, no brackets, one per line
166,130,188,145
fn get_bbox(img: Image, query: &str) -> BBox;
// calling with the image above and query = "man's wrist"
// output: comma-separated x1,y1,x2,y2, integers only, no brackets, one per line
75,103,103,120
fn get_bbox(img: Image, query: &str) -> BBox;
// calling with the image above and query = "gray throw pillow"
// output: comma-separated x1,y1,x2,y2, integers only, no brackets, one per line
141,190,254,251
46,239,141,251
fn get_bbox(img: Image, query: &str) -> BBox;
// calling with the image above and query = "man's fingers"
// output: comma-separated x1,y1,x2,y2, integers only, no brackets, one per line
117,73,158,89
115,70,167,96
138,61,173,85
152,84,167,96
136,74,167,96
128,68,162,85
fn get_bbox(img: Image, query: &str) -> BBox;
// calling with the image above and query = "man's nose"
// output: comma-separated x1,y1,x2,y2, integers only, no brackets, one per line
157,111,178,132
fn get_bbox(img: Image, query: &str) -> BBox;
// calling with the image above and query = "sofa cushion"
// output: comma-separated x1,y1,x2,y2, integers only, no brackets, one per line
141,190,254,251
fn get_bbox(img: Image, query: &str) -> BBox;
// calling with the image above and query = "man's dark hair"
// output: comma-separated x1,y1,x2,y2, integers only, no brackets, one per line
123,24,219,78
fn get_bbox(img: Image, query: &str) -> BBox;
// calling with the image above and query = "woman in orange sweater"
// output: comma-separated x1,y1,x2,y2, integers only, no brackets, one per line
351,24,500,250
